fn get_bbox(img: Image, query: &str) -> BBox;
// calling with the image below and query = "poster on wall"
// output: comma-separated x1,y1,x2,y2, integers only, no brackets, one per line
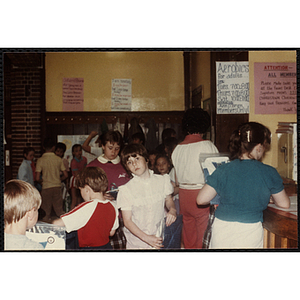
62,78,84,111
254,63,297,114
216,62,249,114
111,79,132,111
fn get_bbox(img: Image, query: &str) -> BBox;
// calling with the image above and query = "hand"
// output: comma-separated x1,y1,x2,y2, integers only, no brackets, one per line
104,192,115,201
90,131,98,138
145,235,163,249
165,209,177,227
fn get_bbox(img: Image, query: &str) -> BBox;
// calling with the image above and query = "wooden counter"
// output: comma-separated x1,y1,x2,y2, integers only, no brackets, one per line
263,195,298,249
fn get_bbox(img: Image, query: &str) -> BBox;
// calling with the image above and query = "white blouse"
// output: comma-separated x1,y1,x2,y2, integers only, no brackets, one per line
117,170,173,249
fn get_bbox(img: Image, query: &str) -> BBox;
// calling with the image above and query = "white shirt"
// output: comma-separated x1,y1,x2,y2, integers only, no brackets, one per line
117,170,173,249
172,140,219,189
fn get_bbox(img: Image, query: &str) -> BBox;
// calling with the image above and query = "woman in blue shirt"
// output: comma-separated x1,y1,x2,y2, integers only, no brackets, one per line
197,122,290,249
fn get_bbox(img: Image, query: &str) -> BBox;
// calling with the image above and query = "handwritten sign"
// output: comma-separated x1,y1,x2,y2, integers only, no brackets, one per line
111,79,132,111
254,63,296,114
62,78,84,111
216,62,249,114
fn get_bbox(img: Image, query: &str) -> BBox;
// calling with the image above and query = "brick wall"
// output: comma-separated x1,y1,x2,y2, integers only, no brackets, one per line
9,67,43,179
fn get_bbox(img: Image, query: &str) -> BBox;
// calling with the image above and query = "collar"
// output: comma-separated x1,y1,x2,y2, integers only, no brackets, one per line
132,169,153,181
181,134,204,145
74,156,83,163
97,154,120,164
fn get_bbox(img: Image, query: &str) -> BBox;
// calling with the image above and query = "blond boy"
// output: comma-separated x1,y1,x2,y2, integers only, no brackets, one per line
4,179,44,250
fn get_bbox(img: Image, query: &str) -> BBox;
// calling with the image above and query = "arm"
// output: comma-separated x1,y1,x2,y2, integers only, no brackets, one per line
52,218,65,227
122,210,163,249
60,170,69,182
271,189,290,209
82,131,98,154
165,194,177,226
196,184,217,205
110,229,116,236
35,171,42,184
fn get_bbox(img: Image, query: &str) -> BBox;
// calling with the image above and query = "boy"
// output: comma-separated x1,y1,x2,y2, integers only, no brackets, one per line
55,142,70,173
36,137,68,222
117,143,182,249
4,179,44,250
53,167,119,250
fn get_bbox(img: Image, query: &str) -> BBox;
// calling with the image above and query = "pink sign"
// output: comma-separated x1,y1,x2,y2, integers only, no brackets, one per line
62,78,84,111
254,63,296,114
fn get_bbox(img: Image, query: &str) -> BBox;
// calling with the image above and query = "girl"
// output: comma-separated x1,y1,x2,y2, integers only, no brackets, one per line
17,147,35,187
154,154,172,175
70,144,87,209
171,108,219,249
117,143,179,249
197,122,290,249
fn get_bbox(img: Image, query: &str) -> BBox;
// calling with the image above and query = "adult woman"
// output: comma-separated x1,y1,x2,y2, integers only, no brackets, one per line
171,108,219,249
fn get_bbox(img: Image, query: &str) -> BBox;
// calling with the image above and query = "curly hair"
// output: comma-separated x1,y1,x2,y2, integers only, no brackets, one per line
228,122,271,160
182,108,210,135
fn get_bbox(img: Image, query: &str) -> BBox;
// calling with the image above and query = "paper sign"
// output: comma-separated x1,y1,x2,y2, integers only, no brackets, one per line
111,79,132,111
254,63,296,114
62,78,84,111
216,62,249,114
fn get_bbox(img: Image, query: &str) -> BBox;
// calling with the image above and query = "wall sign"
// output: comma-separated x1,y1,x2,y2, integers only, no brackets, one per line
216,62,249,114
62,78,84,111
254,63,296,114
111,79,132,111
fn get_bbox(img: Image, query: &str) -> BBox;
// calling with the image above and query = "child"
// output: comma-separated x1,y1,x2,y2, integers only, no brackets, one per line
17,147,35,186
87,130,130,249
53,167,119,250
154,154,172,175
148,149,158,171
197,122,290,249
36,137,68,223
55,142,70,173
70,144,87,210
117,143,180,249
4,179,44,250
131,132,146,146
171,108,219,249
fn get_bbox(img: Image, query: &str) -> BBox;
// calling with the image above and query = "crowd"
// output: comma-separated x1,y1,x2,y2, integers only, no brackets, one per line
4,108,290,251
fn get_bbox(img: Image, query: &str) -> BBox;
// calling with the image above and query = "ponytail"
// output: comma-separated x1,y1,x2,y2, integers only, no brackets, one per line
228,122,271,160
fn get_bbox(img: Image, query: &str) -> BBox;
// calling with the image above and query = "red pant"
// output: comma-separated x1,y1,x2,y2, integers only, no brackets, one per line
179,188,210,249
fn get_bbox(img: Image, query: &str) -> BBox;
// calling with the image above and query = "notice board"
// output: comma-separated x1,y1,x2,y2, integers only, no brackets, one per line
216,61,249,114
254,63,297,114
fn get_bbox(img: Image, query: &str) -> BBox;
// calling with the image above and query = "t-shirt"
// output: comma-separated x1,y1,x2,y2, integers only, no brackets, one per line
4,233,44,250
62,199,119,247
172,135,219,190
87,155,129,192
206,159,284,223
70,156,87,176
36,152,66,189
17,159,34,186
117,171,173,249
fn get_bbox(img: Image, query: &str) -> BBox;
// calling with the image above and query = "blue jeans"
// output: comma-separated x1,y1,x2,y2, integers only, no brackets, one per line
163,215,183,249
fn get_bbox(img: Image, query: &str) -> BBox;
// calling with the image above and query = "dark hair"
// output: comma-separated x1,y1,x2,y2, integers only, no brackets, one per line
43,138,55,150
101,130,123,148
120,143,149,173
162,128,176,141
23,147,35,158
131,132,145,145
154,153,171,174
182,108,210,135
163,137,178,156
55,142,66,153
72,144,82,155
75,167,108,193
228,122,271,160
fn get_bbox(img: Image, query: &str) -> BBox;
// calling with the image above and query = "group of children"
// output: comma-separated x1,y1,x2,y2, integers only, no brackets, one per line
5,108,291,251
